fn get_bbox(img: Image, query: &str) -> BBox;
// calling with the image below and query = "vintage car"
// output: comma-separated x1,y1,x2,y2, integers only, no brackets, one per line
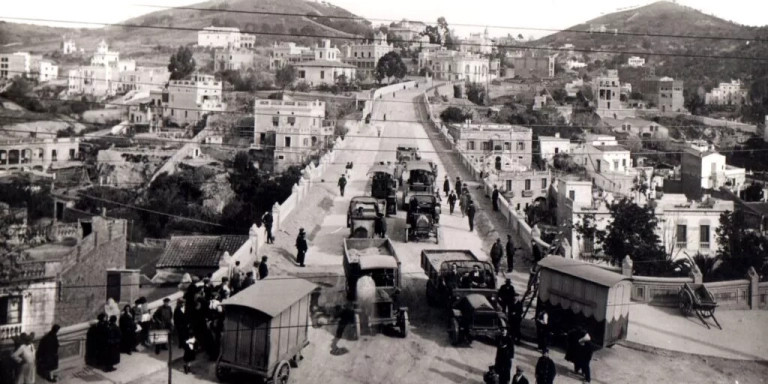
420,249,505,345
405,194,440,243
216,278,317,384
395,145,420,163
346,196,384,238
368,164,398,215
397,160,437,209
343,238,408,338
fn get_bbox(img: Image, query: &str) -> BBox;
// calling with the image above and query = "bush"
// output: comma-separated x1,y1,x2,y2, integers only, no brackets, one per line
439,107,471,124
294,81,310,92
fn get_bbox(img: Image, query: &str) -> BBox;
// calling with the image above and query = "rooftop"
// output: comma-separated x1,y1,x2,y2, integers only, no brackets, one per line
296,60,356,69
156,235,249,269
593,144,629,152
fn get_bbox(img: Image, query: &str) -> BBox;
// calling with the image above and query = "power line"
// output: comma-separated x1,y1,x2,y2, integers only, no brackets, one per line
2,16,767,61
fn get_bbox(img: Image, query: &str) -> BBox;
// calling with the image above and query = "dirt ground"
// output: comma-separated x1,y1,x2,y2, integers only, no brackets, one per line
130,86,768,384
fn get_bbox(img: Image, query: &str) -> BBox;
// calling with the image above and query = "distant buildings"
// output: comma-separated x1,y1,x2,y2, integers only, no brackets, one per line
627,56,646,67
117,66,170,93
447,122,532,170
341,32,393,78
508,53,555,79
90,40,120,66
566,59,587,70
30,56,59,82
61,38,77,55
594,70,621,116
639,76,684,113
388,20,427,48
167,73,226,125
572,134,631,174
458,28,493,55
601,117,669,139
705,80,746,106
0,137,80,172
253,99,333,172
419,49,495,83
0,52,31,80
214,47,257,72
197,26,255,48
538,133,571,162
681,144,746,199
268,42,313,70
67,41,143,97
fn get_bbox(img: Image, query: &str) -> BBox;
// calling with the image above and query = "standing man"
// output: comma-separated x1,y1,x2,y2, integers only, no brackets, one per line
495,328,515,384
534,349,556,384
262,211,274,244
536,308,550,351
510,297,523,344
455,177,462,198
447,190,457,214
37,324,60,382
497,278,517,314
11,333,36,384
230,261,244,293
258,256,269,279
490,238,503,273
173,299,189,353
492,185,500,211
467,201,476,232
443,175,451,197
506,235,516,273
152,298,173,354
578,332,594,383
374,213,387,238
512,367,529,384
338,174,347,197
296,228,308,267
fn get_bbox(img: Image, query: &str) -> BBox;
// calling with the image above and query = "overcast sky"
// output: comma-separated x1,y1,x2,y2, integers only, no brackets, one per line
1,0,766,39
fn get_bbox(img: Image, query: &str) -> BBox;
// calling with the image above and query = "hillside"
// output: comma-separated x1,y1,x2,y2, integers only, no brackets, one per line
1,0,369,55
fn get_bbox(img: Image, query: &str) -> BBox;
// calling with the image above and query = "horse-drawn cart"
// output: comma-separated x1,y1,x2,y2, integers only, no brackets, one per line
678,282,721,330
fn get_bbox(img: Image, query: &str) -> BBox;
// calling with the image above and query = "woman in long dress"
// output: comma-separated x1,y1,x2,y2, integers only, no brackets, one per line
119,305,138,354
36,325,60,382
11,333,36,384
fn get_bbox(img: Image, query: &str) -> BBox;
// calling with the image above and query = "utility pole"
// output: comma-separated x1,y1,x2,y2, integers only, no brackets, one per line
168,334,172,384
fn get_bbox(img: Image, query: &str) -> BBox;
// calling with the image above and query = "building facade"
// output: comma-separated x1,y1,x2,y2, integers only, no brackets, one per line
388,20,427,48
214,47,256,71
295,60,356,87
30,57,59,82
0,52,31,80
67,65,117,96
253,99,333,172
90,40,120,66
268,42,313,70
681,146,746,199
197,26,245,48
420,50,494,84
705,80,747,106
627,56,646,67
538,133,571,162
448,122,533,170
639,76,685,112
508,54,555,79
117,67,170,93
342,33,393,78
61,38,77,55
458,29,493,55
166,73,226,125
594,70,621,114
492,169,552,212
0,137,80,172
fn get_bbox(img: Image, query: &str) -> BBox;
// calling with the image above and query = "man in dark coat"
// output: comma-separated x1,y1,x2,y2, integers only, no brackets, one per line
374,213,387,238
492,185,500,211
152,298,173,354
495,328,515,384
86,314,107,367
259,256,269,278
565,327,586,375
443,176,451,197
512,367,529,384
490,238,503,273
104,316,121,372
577,333,594,383
241,271,256,290
447,190,457,214
510,299,523,344
535,349,556,384
455,177,462,198
338,174,347,197
506,235,516,273
497,278,517,314
296,229,308,267
119,305,137,354
467,201,476,232
262,211,275,244
173,300,189,351
37,324,60,382
536,308,550,351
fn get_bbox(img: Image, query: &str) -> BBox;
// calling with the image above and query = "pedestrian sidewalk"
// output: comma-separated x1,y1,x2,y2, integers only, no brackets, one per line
625,303,768,361
57,345,180,384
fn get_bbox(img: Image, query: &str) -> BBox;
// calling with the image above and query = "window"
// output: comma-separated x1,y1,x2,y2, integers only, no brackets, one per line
285,137,291,147
524,179,531,191
504,142,511,151
467,141,475,150
272,116,279,127
506,180,512,191
613,160,619,170
569,190,575,200
516,142,525,151
259,133,266,144
0,296,22,325
482,142,491,151
320,71,325,80
622,159,626,168
700,225,710,249
541,178,547,189
69,149,76,160
676,225,687,248
288,116,296,126
299,70,305,79
51,150,57,162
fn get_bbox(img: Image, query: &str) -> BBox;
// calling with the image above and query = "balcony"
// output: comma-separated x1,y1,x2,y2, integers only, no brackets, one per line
700,242,710,250
0,324,22,341
522,190,533,198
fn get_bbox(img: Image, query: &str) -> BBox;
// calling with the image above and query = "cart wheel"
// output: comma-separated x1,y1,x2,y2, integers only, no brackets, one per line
273,361,291,384
399,311,409,338
679,289,693,317
352,313,361,340
449,318,460,345
215,362,230,381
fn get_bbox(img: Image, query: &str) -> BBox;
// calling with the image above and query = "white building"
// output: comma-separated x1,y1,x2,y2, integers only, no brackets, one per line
295,60,356,87
31,57,58,82
166,73,226,125
388,20,427,48
566,59,587,70
214,47,256,71
705,80,747,106
420,49,494,84
197,26,243,48
90,40,120,67
458,28,493,55
117,67,170,93
0,52,31,80
67,65,117,97
572,135,631,174
601,117,669,139
538,133,571,162
61,38,77,55
627,56,645,67
681,145,746,198
594,70,621,117
342,33,393,78
268,42,313,70
253,99,333,172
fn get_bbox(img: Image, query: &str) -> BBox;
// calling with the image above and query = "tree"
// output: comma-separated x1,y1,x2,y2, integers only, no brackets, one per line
422,25,442,45
275,65,297,90
742,183,764,202
716,210,768,278
440,107,471,124
168,46,196,80
466,83,486,106
597,197,669,275
374,52,407,84
419,67,434,77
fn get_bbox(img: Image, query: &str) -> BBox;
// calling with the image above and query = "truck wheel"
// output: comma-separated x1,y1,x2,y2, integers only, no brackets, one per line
273,361,291,384
399,311,409,338
404,228,409,243
353,314,361,340
450,318,460,345
215,362,230,381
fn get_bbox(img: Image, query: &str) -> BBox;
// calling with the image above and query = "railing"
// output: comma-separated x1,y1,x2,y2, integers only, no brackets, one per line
0,324,22,341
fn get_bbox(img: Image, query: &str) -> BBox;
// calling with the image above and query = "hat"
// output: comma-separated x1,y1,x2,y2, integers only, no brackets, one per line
542,347,549,354
516,367,523,373
505,278,512,283
163,298,171,303
299,228,305,233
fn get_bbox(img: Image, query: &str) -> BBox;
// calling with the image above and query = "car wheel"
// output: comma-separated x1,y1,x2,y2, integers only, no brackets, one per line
273,361,291,384
450,318,460,345
399,311,409,338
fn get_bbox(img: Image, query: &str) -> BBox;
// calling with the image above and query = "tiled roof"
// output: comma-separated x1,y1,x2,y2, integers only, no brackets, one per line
594,145,629,152
156,235,248,269
296,60,357,69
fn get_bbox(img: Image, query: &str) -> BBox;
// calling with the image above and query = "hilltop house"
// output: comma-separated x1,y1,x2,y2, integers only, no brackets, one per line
166,73,226,125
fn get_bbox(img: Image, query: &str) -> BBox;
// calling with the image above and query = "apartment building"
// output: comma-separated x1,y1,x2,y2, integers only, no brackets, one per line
0,52,31,80
268,42,313,70
705,80,747,106
214,47,256,71
420,49,494,84
639,76,685,113
197,26,253,48
447,122,532,169
342,32,393,78
166,73,226,125
117,66,170,93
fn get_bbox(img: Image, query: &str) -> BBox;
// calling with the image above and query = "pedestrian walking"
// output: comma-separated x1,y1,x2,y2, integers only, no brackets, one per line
262,211,275,244
467,201,476,232
151,298,173,354
491,238,503,273
455,177,462,198
534,349,556,384
182,334,196,374
11,333,36,384
443,176,451,197
36,325,60,382
492,185,500,211
510,298,523,344
296,228,308,267
577,332,594,383
230,261,244,293
218,277,231,299
104,316,121,372
448,190,457,214
338,174,347,197
133,297,151,347
104,298,120,320
241,272,256,290
173,299,189,349
536,308,550,351
119,305,138,354
506,235,516,273
495,328,515,384
259,256,270,279
374,212,387,238
512,367,529,384
498,278,517,314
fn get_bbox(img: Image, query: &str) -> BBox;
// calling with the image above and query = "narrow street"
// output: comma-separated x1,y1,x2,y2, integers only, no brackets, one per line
132,87,768,384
